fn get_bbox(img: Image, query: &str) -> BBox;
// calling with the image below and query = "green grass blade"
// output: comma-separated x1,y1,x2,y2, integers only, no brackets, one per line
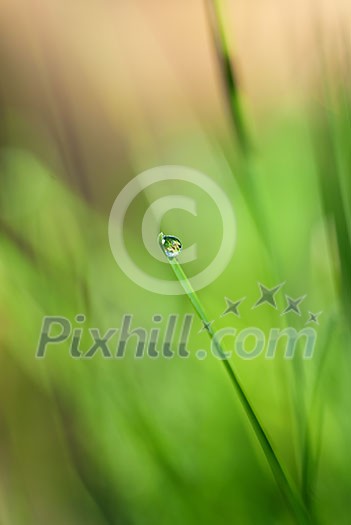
204,0,251,156
159,235,312,524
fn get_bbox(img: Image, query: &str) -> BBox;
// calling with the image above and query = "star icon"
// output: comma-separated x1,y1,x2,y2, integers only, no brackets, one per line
221,296,246,318
253,282,285,309
305,311,322,325
199,320,214,333
281,295,306,316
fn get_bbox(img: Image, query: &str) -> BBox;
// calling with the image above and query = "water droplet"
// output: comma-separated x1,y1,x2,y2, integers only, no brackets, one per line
159,233,182,258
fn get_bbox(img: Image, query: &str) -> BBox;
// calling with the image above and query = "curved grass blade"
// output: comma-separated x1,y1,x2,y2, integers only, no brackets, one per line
159,233,313,524
204,0,251,156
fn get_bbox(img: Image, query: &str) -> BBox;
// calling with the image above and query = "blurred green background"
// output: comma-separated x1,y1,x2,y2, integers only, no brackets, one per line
0,1,350,524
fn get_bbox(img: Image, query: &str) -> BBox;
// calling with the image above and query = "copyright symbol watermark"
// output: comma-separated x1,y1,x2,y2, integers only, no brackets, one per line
108,165,236,295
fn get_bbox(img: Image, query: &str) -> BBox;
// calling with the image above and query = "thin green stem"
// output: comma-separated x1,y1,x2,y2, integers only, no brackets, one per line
205,0,251,156
204,1,278,261
159,234,311,524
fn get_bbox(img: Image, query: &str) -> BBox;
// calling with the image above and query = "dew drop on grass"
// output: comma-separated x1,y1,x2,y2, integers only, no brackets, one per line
159,234,182,258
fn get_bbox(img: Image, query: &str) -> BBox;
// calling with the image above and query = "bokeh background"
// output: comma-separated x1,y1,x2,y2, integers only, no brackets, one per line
0,1,350,524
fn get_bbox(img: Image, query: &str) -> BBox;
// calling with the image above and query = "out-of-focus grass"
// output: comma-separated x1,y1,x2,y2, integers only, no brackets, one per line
0,3,351,524
0,100,350,524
